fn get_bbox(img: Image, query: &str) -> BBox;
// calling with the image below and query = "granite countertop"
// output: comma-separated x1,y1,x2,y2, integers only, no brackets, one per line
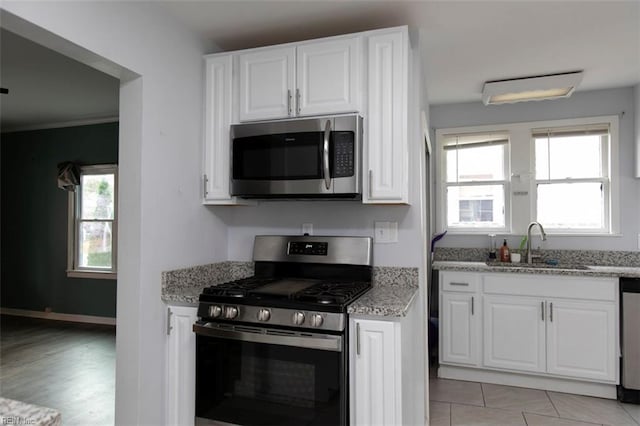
0,398,61,426
161,263,420,318
433,260,640,278
346,266,419,318
347,285,418,317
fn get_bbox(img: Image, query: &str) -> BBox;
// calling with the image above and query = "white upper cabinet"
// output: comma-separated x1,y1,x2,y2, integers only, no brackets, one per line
239,46,295,122
296,37,361,116
238,36,361,122
203,26,413,205
363,28,409,204
203,55,234,204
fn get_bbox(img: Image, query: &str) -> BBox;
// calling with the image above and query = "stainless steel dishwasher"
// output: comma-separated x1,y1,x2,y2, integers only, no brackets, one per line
619,278,640,404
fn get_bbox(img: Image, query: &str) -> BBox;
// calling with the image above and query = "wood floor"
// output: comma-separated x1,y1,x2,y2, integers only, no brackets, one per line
0,315,115,426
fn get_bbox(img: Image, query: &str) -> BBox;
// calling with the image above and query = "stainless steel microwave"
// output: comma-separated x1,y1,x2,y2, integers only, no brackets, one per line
230,114,363,199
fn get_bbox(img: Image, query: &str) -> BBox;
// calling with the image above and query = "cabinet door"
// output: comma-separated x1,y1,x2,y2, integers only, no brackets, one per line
203,55,233,204
364,29,408,204
546,299,617,382
483,295,546,373
441,293,479,366
166,305,198,426
351,318,401,426
239,46,295,121
296,37,361,117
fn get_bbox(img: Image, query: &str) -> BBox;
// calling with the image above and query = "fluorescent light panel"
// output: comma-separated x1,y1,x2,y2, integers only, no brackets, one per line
482,72,583,105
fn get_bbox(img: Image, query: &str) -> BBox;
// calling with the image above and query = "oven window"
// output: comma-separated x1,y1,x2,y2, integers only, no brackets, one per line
233,133,322,180
196,335,344,426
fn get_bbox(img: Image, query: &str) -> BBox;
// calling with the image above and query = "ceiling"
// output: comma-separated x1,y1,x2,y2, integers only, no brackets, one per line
163,0,640,105
1,1,638,130
0,29,119,132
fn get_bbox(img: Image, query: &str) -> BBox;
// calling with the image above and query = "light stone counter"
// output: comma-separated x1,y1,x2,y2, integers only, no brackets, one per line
161,261,253,305
0,398,61,426
161,263,420,317
433,260,640,278
347,267,419,318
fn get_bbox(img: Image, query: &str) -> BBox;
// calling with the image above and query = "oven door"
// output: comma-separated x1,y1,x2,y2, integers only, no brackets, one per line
193,322,347,426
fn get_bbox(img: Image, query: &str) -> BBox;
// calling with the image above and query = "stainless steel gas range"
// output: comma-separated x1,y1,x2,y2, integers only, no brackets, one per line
193,235,373,426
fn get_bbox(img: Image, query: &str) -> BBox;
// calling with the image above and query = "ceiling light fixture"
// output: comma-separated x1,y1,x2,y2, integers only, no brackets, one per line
482,71,583,105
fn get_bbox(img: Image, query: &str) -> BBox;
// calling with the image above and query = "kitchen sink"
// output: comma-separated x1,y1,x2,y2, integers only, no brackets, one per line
485,261,590,270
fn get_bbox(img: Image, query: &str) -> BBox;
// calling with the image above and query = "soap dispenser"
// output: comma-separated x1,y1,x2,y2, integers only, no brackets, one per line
499,239,510,262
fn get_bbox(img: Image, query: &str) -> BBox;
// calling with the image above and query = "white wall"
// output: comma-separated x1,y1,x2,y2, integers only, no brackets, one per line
430,87,639,251
635,84,640,178
0,3,227,424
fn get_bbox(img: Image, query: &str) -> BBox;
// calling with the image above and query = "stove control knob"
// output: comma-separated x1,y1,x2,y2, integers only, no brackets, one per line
208,305,223,318
257,309,271,322
225,306,239,319
310,314,323,328
292,311,305,326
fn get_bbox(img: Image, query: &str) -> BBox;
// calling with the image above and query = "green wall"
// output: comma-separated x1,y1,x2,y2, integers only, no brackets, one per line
1,122,118,317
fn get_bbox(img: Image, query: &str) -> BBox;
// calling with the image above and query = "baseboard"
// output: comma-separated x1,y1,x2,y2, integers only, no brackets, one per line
439,365,617,399
0,307,116,326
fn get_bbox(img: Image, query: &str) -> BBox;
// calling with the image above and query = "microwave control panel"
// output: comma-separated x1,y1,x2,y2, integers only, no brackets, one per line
333,132,354,178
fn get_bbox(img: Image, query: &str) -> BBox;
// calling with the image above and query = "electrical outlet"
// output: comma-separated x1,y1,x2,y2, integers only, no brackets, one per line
302,223,313,235
374,221,398,243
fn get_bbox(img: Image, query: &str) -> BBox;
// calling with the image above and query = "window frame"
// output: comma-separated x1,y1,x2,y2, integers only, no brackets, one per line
531,124,612,234
437,130,512,234
435,115,619,236
67,164,118,279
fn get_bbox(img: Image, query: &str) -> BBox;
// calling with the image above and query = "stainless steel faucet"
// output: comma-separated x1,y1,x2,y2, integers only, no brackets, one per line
526,222,547,264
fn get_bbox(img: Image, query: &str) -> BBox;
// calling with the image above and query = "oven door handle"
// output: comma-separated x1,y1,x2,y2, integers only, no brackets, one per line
193,323,343,352
322,119,331,190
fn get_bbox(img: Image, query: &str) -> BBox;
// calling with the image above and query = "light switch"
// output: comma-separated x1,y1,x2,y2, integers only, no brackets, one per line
374,221,398,243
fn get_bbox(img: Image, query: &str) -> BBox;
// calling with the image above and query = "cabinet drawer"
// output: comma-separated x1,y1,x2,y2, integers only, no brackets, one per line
483,274,617,301
441,272,479,293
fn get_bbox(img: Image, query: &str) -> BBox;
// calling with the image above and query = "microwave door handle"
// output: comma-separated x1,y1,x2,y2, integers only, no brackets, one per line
323,119,331,190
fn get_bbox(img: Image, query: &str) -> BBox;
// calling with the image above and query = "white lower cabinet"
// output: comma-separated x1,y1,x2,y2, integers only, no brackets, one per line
440,271,480,367
166,305,197,426
483,295,546,373
546,299,617,381
352,319,400,425
350,295,424,426
439,271,619,394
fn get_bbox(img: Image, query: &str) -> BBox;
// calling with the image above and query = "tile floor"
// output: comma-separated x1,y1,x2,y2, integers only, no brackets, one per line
429,378,640,426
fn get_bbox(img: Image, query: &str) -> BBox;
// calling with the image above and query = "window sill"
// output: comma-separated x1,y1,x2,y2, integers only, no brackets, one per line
67,270,117,280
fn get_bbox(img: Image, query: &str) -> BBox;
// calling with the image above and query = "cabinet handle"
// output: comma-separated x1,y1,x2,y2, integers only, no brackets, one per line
203,174,208,198
356,322,361,356
296,88,301,115
287,89,292,116
550,302,553,322
449,282,469,286
368,170,373,198
541,301,545,321
471,296,474,315
167,307,173,335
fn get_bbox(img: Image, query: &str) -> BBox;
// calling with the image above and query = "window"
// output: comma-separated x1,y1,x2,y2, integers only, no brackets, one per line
435,115,618,236
441,132,510,232
67,165,117,279
533,124,611,232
